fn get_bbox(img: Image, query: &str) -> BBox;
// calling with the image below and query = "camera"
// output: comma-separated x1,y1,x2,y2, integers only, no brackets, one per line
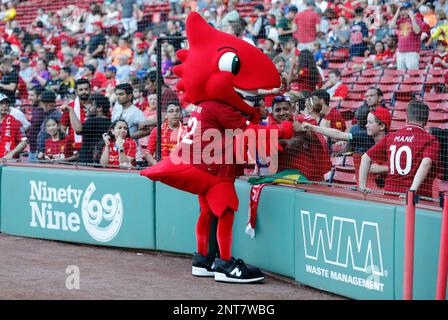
107,132,115,141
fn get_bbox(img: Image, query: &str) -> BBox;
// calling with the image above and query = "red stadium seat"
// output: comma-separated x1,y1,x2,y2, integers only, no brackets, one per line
392,110,407,121
346,92,364,101
383,69,406,77
406,69,427,77
350,84,370,93
428,111,448,123
393,101,409,111
361,69,383,77
376,83,399,93
357,76,380,85
402,76,425,85
423,93,448,102
330,170,357,186
379,75,403,84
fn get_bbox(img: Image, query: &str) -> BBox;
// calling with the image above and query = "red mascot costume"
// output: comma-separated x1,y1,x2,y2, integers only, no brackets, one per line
140,12,295,283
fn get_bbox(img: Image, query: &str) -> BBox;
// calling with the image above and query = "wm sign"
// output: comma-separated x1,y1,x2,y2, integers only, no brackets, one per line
301,210,384,276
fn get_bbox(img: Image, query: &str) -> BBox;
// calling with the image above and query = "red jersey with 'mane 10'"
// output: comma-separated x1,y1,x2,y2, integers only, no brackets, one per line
366,124,440,197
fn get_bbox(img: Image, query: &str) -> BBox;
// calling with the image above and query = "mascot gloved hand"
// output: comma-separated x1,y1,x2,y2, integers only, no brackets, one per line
140,12,294,283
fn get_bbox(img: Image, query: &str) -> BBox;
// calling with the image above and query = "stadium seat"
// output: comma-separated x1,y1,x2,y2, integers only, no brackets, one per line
392,110,407,121
329,170,357,186
376,83,399,93
423,93,448,102
346,92,364,101
402,76,425,85
350,84,370,93
357,76,380,85
361,69,383,77
428,111,448,123
382,92,394,101
427,69,447,77
383,69,406,77
393,101,409,111
405,69,427,77
379,75,403,84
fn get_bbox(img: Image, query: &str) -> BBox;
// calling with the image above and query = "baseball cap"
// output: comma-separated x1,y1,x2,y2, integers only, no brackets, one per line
0,93,10,103
49,65,61,71
92,21,103,28
254,4,264,11
371,107,392,132
40,90,57,103
288,5,298,13
134,32,144,39
401,2,412,9
105,64,117,73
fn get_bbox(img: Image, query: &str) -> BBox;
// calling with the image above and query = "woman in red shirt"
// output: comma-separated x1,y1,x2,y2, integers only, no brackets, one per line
39,118,77,162
289,49,322,92
100,119,136,168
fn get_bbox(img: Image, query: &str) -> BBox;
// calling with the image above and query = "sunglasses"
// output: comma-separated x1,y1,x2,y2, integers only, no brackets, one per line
273,95,291,103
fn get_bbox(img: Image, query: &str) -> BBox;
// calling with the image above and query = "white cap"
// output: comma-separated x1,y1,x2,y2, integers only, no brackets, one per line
0,93,10,103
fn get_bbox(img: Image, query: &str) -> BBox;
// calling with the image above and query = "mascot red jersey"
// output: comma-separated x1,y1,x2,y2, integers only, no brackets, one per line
140,12,295,283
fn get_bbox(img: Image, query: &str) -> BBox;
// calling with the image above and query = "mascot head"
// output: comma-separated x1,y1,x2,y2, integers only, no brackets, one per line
173,12,280,116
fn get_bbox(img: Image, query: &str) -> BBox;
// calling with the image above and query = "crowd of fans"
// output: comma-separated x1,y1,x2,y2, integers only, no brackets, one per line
0,0,446,199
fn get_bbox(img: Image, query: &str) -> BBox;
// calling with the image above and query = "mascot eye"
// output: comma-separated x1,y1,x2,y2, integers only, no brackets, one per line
218,52,240,75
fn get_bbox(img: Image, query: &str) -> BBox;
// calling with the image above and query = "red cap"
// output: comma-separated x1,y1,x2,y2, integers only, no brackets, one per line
371,107,392,132
30,60,37,67
49,65,61,71
93,21,103,28
134,32,144,39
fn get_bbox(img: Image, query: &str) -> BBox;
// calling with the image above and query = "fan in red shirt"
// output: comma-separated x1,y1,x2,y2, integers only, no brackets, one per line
359,101,440,197
146,103,186,165
313,89,347,132
0,94,28,159
40,118,76,161
321,70,349,102
269,95,332,181
100,119,137,168
290,50,322,92
60,79,91,151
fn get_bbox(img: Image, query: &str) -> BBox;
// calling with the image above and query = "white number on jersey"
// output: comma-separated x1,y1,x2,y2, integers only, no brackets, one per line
181,116,198,145
389,145,412,175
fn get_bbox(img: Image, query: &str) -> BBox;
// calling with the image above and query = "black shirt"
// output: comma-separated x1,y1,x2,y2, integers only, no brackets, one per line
79,116,111,164
0,70,19,104
88,33,106,59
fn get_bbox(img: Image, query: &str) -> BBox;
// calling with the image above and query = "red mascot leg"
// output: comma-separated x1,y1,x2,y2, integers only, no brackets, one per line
196,195,214,257
216,209,235,261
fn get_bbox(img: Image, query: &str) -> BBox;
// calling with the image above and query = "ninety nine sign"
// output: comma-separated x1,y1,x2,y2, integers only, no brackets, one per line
300,210,386,293
29,180,123,243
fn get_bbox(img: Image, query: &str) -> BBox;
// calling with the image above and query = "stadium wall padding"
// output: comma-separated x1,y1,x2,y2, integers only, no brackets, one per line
0,166,446,300
0,166,155,249
294,192,396,299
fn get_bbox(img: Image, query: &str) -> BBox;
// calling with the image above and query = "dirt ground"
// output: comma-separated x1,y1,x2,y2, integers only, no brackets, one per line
0,233,344,300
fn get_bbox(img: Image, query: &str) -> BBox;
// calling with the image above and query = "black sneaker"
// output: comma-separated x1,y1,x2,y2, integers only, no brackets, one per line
192,253,215,277
213,257,264,283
